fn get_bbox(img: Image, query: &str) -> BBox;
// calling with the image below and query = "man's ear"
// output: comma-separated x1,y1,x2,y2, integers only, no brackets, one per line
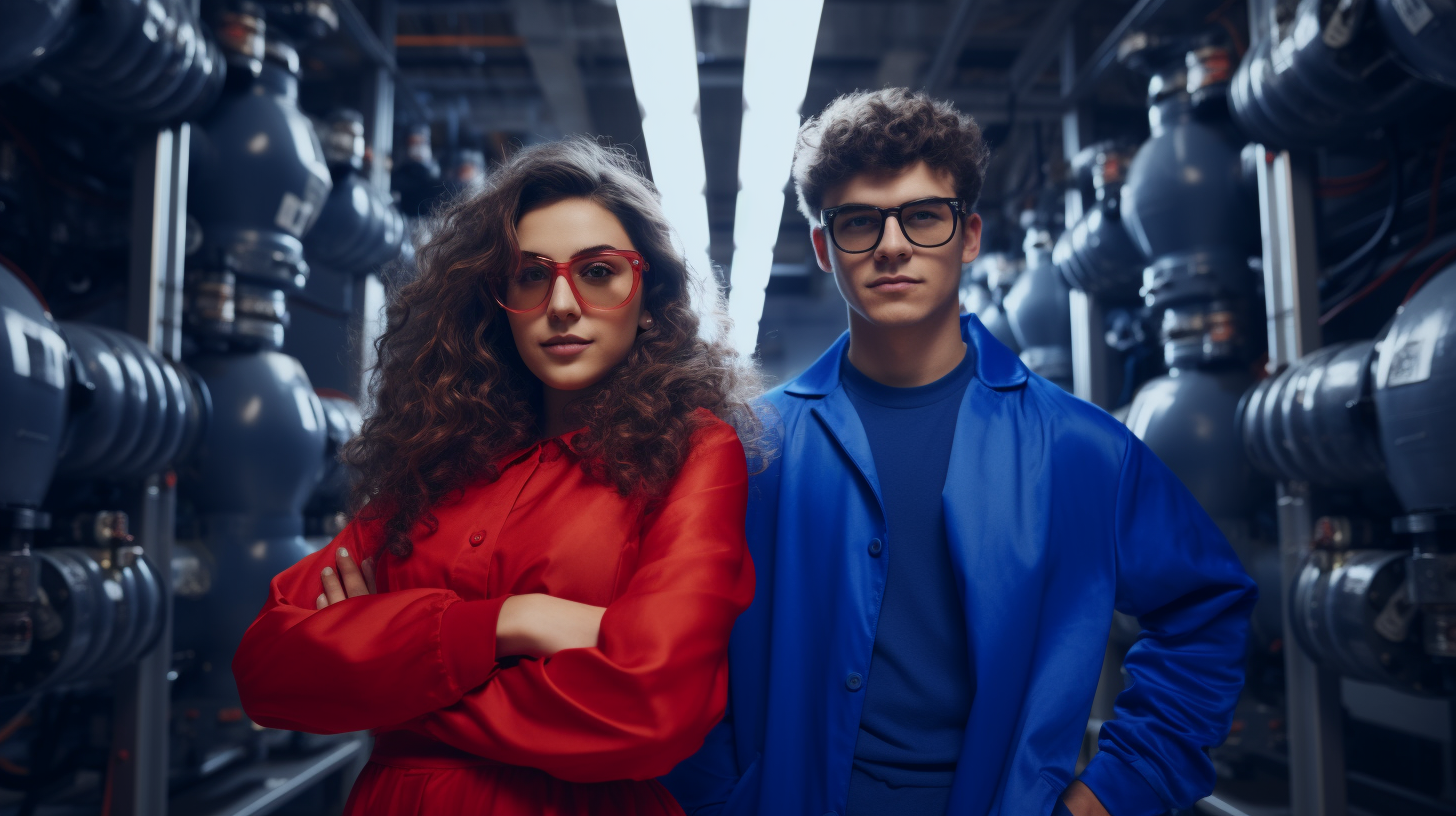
960,213,983,265
811,227,834,274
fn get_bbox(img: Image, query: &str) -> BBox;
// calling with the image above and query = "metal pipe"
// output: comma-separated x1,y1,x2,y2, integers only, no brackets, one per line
1256,146,1349,816
1060,0,1175,107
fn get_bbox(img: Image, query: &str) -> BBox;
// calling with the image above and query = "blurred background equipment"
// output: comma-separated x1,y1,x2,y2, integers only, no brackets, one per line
2,0,1456,814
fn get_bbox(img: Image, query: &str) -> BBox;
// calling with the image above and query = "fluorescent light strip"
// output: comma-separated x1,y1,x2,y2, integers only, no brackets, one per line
726,0,826,357
615,0,718,336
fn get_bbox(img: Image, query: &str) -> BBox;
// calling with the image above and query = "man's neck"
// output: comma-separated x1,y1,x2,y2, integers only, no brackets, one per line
845,305,967,388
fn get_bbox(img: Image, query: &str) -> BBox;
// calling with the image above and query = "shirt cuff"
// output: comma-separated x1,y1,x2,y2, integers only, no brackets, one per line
440,595,511,693
1078,751,1168,816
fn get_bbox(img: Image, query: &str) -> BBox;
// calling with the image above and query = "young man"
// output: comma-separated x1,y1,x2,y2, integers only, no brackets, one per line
663,89,1256,816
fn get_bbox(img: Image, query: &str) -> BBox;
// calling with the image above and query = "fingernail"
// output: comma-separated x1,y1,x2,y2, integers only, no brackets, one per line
322,567,334,576
337,547,350,559
317,594,326,605
363,557,373,568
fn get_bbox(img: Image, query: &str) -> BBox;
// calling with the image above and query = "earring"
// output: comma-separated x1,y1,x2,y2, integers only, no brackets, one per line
641,315,654,328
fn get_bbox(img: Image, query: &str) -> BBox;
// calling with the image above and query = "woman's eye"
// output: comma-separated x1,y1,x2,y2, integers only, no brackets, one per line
581,263,615,278
519,266,549,282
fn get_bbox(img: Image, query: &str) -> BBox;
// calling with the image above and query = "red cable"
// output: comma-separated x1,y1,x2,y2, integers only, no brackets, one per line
1320,121,1456,325
1317,159,1390,187
0,251,50,311
1402,246,1456,304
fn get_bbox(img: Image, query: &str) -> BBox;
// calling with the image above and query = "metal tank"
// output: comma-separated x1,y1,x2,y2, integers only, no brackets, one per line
16,0,226,123
0,271,68,514
187,16,331,351
1230,0,1428,147
306,109,408,273
1374,0,1456,88
1119,39,1271,630
1239,340,1386,488
1004,228,1072,390
1054,143,1146,300
1373,262,1456,515
0,270,194,688
175,351,327,709
961,252,1022,354
0,0,80,83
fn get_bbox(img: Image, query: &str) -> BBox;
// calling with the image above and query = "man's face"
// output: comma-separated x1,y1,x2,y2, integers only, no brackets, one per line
812,161,982,329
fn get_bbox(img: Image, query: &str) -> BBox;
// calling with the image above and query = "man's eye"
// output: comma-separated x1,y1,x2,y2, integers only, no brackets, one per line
844,216,877,229
908,210,941,222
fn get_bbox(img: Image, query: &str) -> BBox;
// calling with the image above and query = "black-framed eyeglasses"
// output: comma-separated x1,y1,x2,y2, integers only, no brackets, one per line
819,197,967,254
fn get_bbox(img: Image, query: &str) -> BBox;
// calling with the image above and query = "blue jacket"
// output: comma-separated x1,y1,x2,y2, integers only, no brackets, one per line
663,314,1256,816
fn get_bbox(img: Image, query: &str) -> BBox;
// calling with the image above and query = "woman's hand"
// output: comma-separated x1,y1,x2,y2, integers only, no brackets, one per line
497,594,606,658
312,547,603,660
316,547,376,608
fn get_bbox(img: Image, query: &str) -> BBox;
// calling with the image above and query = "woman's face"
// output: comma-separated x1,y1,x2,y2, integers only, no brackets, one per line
505,197,650,395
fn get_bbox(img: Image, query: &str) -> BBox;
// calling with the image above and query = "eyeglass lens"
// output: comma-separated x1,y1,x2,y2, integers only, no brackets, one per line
501,254,637,311
832,200,957,253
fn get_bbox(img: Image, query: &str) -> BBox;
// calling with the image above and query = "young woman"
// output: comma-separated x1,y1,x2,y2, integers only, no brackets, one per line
232,138,759,816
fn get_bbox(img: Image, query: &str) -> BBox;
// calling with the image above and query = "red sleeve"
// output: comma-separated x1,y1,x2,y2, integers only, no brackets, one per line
396,420,755,782
232,520,509,734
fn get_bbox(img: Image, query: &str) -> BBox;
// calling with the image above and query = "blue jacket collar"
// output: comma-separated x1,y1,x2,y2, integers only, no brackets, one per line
783,313,1029,397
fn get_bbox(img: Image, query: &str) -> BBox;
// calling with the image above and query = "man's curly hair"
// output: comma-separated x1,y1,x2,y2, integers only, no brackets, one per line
792,88,991,224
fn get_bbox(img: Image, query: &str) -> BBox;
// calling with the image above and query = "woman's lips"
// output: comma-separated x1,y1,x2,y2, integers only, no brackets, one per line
541,340,592,357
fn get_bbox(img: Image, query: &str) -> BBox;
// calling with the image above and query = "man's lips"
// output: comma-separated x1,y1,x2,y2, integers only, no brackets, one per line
868,275,921,291
541,336,592,357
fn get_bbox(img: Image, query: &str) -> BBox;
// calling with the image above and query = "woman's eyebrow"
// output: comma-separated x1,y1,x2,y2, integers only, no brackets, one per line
571,244,618,257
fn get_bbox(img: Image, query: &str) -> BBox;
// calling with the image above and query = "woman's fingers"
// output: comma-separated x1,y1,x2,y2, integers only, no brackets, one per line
361,557,377,595
335,547,371,597
320,566,346,605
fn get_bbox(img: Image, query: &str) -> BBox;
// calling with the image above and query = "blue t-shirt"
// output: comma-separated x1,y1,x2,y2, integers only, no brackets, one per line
841,344,977,816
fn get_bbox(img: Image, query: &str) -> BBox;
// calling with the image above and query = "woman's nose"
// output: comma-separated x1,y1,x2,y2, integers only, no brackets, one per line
545,275,579,320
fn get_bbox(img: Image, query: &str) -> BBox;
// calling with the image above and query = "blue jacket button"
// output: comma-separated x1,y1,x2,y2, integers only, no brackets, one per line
868,538,882,556
845,672,863,691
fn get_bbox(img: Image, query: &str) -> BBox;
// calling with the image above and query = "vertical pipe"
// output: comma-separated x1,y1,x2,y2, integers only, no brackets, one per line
356,0,397,405
113,123,189,816
1062,27,1111,408
1256,146,1347,816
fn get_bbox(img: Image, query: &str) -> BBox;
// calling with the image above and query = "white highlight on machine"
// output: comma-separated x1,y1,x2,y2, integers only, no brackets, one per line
726,0,826,357
615,0,718,333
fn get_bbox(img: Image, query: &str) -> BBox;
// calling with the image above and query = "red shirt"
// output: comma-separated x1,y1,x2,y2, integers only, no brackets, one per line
233,412,753,815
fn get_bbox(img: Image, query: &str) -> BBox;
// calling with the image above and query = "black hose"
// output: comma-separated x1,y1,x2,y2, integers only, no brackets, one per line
1321,132,1402,291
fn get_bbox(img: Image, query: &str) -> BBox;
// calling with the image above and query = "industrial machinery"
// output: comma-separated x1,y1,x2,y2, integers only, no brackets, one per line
0,0,402,811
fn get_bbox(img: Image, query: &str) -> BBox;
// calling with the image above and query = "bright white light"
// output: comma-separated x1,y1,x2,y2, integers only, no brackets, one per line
616,0,718,335
726,0,826,357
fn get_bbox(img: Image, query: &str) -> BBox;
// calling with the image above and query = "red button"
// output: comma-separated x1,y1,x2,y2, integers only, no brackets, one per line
469,532,485,546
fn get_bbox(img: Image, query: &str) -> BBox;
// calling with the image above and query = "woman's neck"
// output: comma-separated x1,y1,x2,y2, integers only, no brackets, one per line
540,384,598,439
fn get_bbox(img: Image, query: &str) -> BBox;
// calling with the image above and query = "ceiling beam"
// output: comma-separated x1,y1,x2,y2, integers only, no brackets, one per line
1005,0,1086,97
510,0,594,135
921,0,992,94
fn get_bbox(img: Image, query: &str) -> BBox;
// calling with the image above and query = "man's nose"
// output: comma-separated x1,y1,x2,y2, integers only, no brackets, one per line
875,214,913,261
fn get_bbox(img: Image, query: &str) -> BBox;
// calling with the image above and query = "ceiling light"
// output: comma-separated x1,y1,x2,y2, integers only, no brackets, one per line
726,0,826,357
616,0,719,334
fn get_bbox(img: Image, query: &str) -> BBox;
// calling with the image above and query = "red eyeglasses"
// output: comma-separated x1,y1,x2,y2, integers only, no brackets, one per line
492,249,648,313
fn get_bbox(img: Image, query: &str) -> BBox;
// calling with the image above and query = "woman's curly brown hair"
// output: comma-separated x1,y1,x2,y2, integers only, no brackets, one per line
792,88,991,223
345,138,761,557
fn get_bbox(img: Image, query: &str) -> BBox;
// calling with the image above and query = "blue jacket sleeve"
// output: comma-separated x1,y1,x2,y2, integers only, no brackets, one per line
659,712,738,816
1079,434,1257,816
